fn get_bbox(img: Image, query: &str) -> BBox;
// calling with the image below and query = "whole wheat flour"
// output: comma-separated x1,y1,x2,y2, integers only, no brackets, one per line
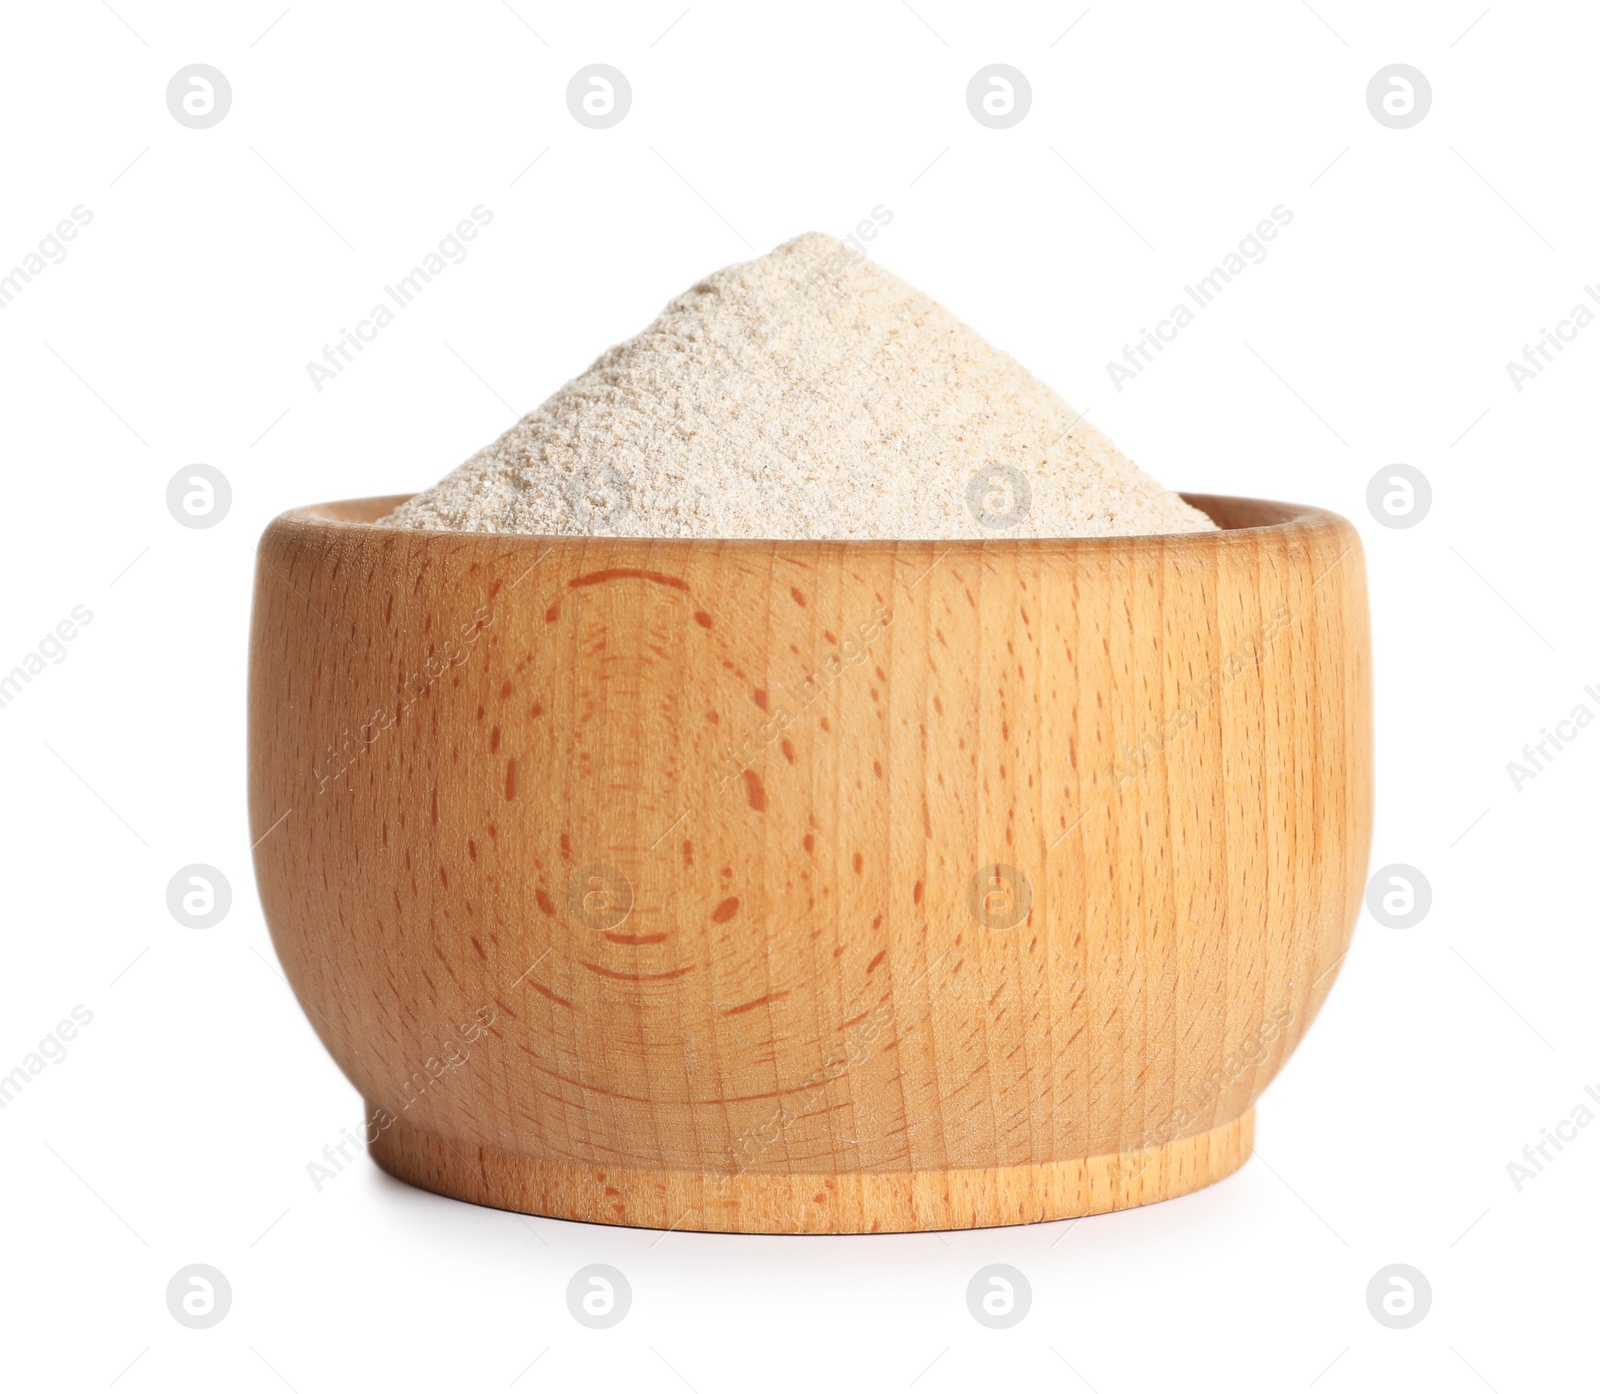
383,234,1217,540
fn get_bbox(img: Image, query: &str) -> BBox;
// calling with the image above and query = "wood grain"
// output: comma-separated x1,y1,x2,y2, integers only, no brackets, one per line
248,493,1371,1233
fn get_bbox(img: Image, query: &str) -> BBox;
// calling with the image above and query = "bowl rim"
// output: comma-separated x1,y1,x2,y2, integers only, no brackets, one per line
265,494,1352,554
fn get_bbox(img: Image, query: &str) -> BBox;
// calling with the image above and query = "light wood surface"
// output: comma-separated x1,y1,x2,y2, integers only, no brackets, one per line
248,494,1371,1233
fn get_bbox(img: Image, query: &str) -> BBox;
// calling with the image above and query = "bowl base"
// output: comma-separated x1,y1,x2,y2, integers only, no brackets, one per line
366,1106,1254,1233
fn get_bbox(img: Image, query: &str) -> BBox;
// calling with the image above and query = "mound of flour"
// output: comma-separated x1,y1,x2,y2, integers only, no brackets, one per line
384,234,1215,540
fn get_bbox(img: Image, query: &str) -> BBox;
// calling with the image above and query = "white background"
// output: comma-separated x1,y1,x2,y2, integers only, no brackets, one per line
2,1,1596,1389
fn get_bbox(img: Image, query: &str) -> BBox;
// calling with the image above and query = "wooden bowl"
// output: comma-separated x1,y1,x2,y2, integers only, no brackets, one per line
248,494,1370,1233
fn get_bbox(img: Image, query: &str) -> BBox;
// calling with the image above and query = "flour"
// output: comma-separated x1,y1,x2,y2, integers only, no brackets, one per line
383,234,1216,540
